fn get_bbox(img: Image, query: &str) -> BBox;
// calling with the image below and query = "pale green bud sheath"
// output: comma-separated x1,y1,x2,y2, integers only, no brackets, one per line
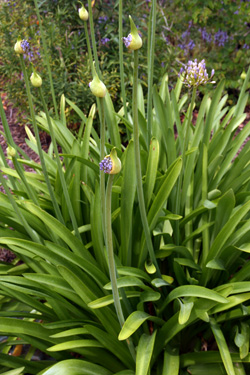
14,40,24,54
30,71,42,88
78,3,89,21
122,15,142,51
6,145,17,158
89,62,107,98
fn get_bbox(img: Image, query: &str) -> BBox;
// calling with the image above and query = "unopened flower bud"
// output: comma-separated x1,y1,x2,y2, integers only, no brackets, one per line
14,40,24,54
79,4,88,21
99,148,121,175
122,15,142,51
30,71,42,87
89,62,107,98
7,145,16,158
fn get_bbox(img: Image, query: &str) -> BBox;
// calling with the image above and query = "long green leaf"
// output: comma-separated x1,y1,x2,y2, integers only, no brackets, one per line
136,331,156,375
38,359,112,375
160,285,228,313
162,346,179,375
210,319,236,375
118,311,164,340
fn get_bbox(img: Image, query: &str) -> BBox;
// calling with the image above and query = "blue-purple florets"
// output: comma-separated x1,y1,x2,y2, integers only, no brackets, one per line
99,156,113,174
20,40,30,54
122,34,132,48
179,59,215,88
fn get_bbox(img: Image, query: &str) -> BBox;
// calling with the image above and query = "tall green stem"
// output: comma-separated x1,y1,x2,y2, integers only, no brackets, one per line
147,0,156,147
105,174,136,361
133,50,161,277
175,87,197,245
100,97,106,239
84,21,94,74
38,88,81,240
20,57,65,224
105,174,124,326
33,0,59,119
119,0,128,120
87,0,100,75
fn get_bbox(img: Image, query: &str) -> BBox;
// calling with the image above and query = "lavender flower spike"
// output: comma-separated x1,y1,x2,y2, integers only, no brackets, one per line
179,59,215,88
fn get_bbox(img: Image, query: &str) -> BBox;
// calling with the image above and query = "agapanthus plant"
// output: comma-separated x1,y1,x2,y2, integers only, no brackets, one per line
179,58,215,87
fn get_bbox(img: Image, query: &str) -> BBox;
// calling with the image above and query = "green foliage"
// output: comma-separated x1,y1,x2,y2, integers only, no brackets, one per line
1,1,250,375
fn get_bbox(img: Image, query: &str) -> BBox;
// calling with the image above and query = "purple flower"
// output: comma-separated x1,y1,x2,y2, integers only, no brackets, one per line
20,40,30,54
122,34,132,48
199,27,212,43
214,30,229,47
179,59,215,88
187,40,195,50
99,156,113,173
101,37,110,45
98,16,108,23
243,43,250,49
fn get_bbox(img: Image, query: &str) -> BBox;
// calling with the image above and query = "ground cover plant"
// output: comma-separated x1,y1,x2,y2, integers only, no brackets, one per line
1,0,250,374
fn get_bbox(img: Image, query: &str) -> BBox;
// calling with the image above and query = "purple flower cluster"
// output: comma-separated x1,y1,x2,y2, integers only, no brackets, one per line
214,30,229,47
20,39,40,62
177,24,195,55
179,59,215,88
99,156,113,173
101,37,110,46
98,16,108,23
123,34,132,48
199,27,212,43
7,0,17,6
21,39,30,54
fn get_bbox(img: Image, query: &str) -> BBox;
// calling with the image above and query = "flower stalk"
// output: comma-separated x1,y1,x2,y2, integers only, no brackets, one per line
105,171,136,361
33,0,59,119
119,0,128,120
19,57,65,225
147,0,157,147
175,86,197,245
132,50,161,277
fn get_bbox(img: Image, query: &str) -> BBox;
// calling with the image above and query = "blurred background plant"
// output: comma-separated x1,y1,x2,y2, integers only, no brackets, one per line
1,0,250,129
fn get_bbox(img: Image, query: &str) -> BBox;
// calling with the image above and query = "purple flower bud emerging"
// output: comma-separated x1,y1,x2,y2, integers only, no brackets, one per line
99,156,113,174
21,39,30,54
122,34,132,48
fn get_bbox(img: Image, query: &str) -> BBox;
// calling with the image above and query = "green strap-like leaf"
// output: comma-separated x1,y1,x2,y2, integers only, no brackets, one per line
210,319,236,375
136,331,157,375
163,346,180,375
118,311,164,341
160,285,228,313
38,359,112,375
47,339,103,352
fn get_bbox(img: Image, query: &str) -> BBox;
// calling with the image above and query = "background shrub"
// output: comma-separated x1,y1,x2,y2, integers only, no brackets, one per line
1,0,250,124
